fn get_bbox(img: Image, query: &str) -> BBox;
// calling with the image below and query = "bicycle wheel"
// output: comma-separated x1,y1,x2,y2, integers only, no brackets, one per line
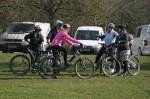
75,57,94,79
38,57,54,79
9,55,30,76
102,55,121,77
128,55,140,76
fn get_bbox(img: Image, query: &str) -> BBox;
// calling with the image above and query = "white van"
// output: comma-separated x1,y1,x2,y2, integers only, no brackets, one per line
74,26,104,53
0,22,50,52
132,24,150,55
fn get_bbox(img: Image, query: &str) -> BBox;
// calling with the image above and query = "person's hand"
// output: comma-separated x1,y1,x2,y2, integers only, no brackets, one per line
80,43,84,48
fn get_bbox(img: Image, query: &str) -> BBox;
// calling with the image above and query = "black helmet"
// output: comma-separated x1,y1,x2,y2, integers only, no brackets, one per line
117,24,127,29
34,26,41,32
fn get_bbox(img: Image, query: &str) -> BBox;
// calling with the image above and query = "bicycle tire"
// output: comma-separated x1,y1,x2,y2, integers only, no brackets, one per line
38,57,54,79
9,54,30,76
102,54,121,77
75,57,94,79
128,55,140,76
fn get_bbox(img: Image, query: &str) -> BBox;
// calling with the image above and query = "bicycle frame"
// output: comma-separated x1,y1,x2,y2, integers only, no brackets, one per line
27,48,36,62
96,45,117,70
68,47,83,64
51,46,84,69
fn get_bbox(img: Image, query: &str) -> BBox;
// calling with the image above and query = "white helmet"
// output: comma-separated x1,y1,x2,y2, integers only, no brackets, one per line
55,20,63,27
108,23,115,28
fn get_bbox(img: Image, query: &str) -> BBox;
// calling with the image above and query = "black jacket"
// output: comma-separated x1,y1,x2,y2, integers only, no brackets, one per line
24,31,44,49
116,33,132,50
46,27,57,42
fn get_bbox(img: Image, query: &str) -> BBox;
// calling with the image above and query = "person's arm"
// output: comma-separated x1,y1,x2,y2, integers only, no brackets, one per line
128,34,134,49
114,31,119,37
97,35,105,40
24,33,31,43
38,34,44,44
63,32,80,46
46,28,55,39
50,33,56,42
111,31,118,44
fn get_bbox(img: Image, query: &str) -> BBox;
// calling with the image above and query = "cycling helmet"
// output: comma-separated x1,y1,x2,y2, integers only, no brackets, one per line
108,23,115,28
117,24,127,29
34,25,41,32
55,20,63,27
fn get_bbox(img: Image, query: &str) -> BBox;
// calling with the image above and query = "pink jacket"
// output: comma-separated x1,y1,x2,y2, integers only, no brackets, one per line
51,31,80,46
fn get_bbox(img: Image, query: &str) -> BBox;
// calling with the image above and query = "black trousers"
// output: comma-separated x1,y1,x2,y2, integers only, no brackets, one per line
30,48,40,62
95,45,106,63
95,45,117,63
52,45,67,64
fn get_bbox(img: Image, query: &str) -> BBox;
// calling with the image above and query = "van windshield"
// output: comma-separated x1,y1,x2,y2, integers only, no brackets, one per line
6,23,35,33
76,30,99,40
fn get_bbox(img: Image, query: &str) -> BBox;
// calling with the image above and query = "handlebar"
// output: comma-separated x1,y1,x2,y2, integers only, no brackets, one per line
97,35,105,40
72,46,81,52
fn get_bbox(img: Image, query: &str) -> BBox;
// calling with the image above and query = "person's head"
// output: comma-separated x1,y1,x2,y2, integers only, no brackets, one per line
117,24,128,34
55,20,63,31
116,25,122,33
62,24,71,33
107,23,115,32
34,25,41,33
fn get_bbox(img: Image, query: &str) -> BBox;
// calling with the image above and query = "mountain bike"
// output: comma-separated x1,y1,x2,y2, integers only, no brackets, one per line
38,45,94,79
95,44,121,77
9,47,47,76
118,54,140,76
128,55,140,75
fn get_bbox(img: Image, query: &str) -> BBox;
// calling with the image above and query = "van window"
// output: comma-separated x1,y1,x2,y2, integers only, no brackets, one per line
76,30,99,40
6,23,35,33
135,27,142,37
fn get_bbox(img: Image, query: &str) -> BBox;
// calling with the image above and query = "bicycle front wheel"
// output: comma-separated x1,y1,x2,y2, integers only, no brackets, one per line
102,55,121,77
75,57,94,79
128,55,140,76
39,57,59,79
9,55,30,76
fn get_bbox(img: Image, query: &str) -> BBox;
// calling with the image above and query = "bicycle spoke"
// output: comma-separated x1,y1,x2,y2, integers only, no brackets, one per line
9,55,30,76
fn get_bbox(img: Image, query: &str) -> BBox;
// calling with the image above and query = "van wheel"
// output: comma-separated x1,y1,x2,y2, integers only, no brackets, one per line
138,48,143,56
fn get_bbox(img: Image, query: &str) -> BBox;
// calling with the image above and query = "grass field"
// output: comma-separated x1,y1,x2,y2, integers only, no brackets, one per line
0,53,150,99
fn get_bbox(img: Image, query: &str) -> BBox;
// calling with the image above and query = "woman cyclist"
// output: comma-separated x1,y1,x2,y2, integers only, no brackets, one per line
51,23,81,68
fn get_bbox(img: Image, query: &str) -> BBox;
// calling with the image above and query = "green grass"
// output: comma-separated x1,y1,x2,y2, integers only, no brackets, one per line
0,53,150,99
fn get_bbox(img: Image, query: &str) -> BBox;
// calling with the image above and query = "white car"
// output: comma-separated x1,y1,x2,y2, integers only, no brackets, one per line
74,26,104,53
132,24,150,55
0,22,50,52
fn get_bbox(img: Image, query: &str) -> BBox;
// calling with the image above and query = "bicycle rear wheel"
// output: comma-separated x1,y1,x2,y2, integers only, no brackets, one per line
9,55,30,76
102,55,121,77
128,55,140,76
38,57,54,79
75,57,94,79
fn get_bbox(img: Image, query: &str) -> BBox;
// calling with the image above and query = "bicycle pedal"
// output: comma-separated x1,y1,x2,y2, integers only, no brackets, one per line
31,68,37,73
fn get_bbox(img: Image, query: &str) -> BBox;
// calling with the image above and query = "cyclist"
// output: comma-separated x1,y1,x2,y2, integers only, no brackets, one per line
24,25,44,70
51,23,81,67
46,20,63,44
116,24,133,75
94,23,118,67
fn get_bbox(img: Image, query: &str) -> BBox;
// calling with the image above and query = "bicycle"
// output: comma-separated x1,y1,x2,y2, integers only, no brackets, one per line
9,47,47,76
118,53,140,76
95,44,121,77
38,45,94,79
